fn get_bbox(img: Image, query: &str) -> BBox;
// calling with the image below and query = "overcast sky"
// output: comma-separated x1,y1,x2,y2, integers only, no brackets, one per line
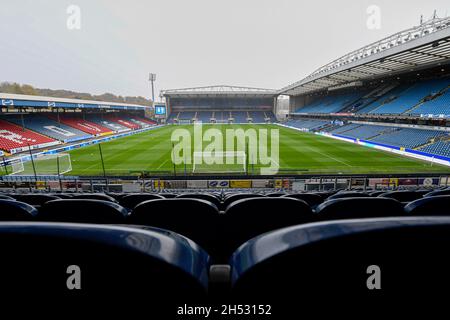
1,0,449,100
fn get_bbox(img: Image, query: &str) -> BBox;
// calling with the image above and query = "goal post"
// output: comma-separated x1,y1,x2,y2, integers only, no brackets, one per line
0,158,24,175
19,153,72,176
192,151,247,173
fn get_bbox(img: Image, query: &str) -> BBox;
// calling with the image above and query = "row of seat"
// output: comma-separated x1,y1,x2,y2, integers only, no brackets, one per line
1,194,450,261
1,216,449,307
2,188,449,209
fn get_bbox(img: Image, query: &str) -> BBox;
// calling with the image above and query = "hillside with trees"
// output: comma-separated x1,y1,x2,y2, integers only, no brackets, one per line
0,82,151,106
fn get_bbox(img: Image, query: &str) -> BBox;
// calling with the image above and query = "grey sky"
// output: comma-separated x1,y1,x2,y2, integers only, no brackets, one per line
1,0,449,100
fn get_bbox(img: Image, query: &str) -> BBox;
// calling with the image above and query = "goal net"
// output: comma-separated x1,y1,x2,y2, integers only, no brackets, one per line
1,158,24,175
19,153,72,176
192,151,246,173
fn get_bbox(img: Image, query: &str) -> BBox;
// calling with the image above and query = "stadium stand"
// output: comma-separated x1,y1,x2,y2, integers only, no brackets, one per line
294,92,366,114
370,128,444,149
85,114,131,132
418,140,450,157
0,118,57,153
5,115,90,142
48,114,113,135
104,115,140,130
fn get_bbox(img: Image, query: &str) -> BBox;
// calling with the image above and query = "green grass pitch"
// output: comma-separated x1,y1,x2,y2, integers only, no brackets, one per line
10,124,450,176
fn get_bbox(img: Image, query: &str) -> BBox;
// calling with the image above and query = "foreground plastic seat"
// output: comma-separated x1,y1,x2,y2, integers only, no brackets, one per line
39,199,128,223
404,195,450,216
282,193,324,207
379,190,427,202
0,200,38,221
423,189,450,198
12,194,60,206
231,217,450,305
70,193,117,202
315,197,405,220
119,193,165,209
221,197,313,260
176,193,222,208
327,191,369,200
0,223,209,303
0,195,15,200
129,199,219,257
223,193,265,209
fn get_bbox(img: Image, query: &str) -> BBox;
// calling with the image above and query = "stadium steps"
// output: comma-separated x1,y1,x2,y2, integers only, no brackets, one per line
415,140,436,150
353,83,400,113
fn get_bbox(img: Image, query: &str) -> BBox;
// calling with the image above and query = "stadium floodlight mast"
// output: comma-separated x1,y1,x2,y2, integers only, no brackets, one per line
149,73,156,103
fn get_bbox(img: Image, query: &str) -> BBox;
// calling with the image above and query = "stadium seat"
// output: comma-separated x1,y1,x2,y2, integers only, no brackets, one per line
0,195,15,200
39,199,128,223
315,197,405,220
265,192,288,197
12,194,61,206
0,223,209,302
176,193,222,208
404,195,450,216
159,193,179,198
378,190,428,202
129,199,220,259
119,193,165,209
221,197,313,260
423,189,450,197
223,193,265,209
326,191,369,200
0,200,38,221
282,193,324,207
70,193,118,202
231,217,450,305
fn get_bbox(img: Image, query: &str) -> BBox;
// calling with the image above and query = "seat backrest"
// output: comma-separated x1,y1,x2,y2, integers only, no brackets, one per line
39,199,128,223
231,217,450,302
129,199,219,257
0,223,209,301
404,195,450,216
327,191,369,200
0,195,15,200
0,200,38,221
423,189,450,198
12,194,61,206
223,193,265,209
119,194,165,209
176,193,222,208
70,193,117,202
282,193,324,207
221,197,313,260
378,190,427,202
315,197,405,220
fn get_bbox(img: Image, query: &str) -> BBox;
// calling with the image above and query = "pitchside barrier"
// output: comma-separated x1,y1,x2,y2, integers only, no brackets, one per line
279,123,450,167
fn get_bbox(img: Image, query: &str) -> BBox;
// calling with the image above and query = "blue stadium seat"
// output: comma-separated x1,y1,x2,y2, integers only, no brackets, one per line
378,190,428,202
423,189,450,197
404,195,450,216
39,199,128,223
0,194,15,200
0,223,209,302
221,197,313,260
326,191,370,200
223,193,265,209
176,193,222,208
231,217,450,304
119,193,165,209
0,200,38,221
129,199,219,259
12,194,61,206
315,197,405,220
70,193,118,202
282,193,324,207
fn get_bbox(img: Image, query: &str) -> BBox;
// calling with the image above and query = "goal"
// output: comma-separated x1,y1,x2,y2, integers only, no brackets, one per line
19,153,72,176
1,158,24,175
192,151,247,173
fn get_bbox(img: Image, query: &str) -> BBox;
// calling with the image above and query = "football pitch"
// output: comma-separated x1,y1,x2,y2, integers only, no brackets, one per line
12,124,450,176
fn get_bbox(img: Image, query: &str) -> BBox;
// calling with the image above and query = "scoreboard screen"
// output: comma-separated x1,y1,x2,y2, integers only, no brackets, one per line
155,105,166,115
